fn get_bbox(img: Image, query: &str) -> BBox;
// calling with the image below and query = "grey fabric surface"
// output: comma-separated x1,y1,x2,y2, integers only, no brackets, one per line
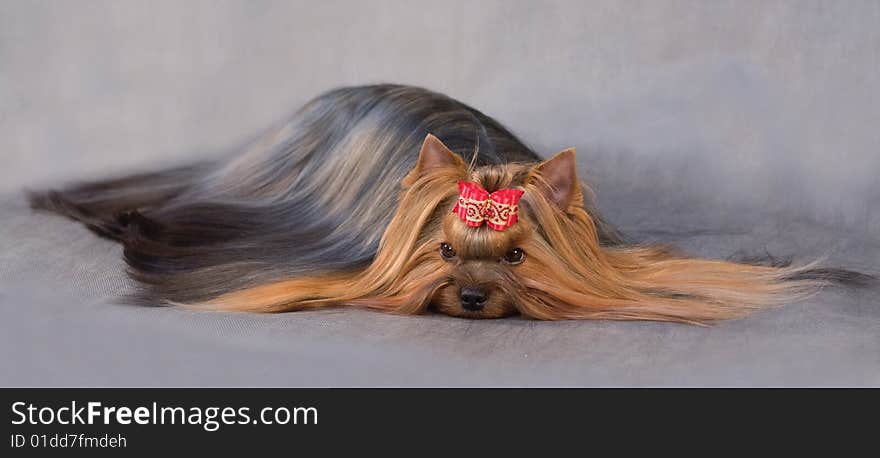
2,195,877,387
1,0,878,386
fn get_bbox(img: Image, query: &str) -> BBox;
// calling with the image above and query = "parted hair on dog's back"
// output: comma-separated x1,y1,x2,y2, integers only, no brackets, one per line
29,84,875,323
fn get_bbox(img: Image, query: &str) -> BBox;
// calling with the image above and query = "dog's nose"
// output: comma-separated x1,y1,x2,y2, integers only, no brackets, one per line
460,287,488,311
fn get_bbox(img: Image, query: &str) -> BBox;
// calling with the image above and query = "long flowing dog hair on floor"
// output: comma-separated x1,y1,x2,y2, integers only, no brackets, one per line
29,84,874,323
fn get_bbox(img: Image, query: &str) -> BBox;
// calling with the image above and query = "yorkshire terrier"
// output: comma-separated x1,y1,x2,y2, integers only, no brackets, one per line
29,84,874,323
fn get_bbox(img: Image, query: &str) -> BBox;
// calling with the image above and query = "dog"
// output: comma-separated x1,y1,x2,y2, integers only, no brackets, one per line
28,84,874,323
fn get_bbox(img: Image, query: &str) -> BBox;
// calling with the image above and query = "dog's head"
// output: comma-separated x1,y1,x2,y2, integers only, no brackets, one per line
387,134,601,319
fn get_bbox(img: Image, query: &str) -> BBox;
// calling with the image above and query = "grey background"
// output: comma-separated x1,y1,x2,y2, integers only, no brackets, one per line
1,0,878,386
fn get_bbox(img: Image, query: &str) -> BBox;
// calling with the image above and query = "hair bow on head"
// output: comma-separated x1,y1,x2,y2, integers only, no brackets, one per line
452,181,524,231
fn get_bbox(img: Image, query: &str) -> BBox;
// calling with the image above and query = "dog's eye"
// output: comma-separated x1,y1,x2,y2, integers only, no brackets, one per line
502,247,526,265
440,243,457,261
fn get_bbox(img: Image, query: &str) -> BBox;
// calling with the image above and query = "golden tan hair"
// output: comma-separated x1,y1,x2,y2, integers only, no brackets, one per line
200,134,829,324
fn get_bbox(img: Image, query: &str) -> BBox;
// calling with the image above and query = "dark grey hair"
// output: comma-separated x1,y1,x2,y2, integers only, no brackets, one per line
28,84,624,303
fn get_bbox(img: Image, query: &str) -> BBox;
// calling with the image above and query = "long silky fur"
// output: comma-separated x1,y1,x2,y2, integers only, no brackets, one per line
29,84,874,323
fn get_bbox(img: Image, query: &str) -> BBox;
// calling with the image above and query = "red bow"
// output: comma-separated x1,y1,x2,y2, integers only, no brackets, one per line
452,181,524,231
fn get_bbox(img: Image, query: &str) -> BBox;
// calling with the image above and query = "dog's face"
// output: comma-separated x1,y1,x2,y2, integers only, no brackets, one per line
402,135,583,319
430,213,530,318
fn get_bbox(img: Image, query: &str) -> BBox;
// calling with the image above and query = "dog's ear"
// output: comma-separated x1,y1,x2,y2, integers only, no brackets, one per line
403,134,466,186
528,148,581,210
